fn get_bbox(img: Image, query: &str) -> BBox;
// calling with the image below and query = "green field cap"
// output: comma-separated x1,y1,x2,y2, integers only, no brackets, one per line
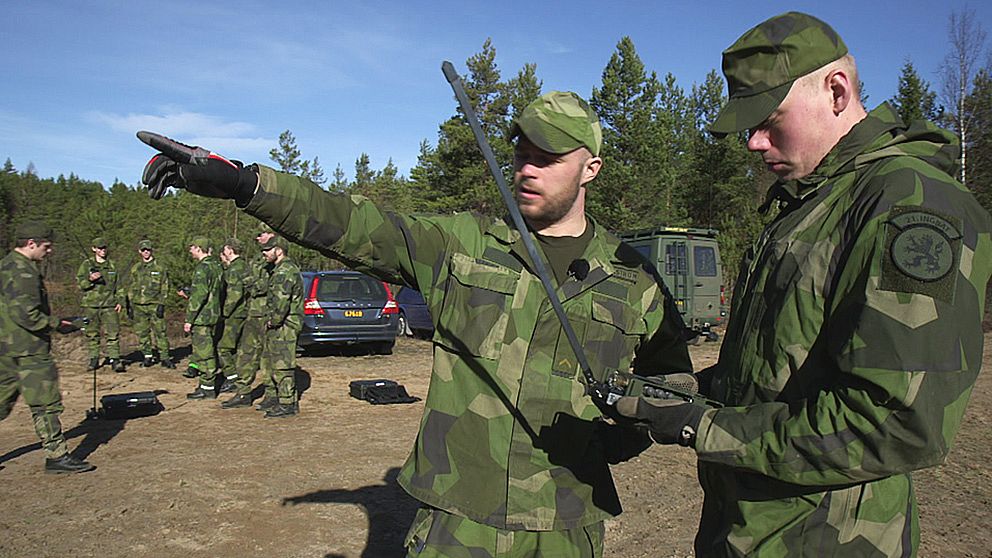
511,91,602,156
138,239,154,250
225,238,243,253
709,11,848,136
260,236,288,251
190,236,211,252
16,220,54,241
91,237,107,249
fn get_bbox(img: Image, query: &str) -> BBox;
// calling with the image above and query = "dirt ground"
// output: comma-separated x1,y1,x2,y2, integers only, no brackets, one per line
1,330,990,558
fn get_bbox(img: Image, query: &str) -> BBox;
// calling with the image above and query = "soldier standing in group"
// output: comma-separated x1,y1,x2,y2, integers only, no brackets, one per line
258,236,303,418
1,221,95,474
615,12,992,556
76,237,125,373
221,226,275,410
127,239,175,369
217,238,250,393
183,237,224,400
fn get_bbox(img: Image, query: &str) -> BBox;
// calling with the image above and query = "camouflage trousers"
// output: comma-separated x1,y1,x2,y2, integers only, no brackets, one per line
234,316,267,396
217,316,245,385
261,327,298,404
84,306,120,360
190,324,219,387
0,353,68,459
132,303,169,358
404,507,604,558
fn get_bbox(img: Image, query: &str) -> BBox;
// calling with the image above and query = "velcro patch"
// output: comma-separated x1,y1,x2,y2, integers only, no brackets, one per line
880,206,961,302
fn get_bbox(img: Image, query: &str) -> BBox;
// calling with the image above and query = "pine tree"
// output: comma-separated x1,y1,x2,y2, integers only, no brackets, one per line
892,59,942,123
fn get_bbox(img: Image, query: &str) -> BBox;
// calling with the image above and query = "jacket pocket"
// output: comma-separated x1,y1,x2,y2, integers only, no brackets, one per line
587,292,646,376
435,252,518,360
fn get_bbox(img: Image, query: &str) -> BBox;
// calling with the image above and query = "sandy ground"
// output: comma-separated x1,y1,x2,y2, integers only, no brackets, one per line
1,331,990,557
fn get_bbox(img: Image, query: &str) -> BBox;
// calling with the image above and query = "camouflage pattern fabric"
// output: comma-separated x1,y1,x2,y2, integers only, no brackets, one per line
218,256,250,381
190,324,219,386
185,255,223,326
242,164,692,531
77,257,122,360
0,251,68,459
234,256,274,396
83,307,121,360
404,507,603,558
127,257,171,357
692,103,992,556
261,256,302,404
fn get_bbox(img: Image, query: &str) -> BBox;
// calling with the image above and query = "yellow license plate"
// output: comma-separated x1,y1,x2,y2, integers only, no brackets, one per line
344,310,364,318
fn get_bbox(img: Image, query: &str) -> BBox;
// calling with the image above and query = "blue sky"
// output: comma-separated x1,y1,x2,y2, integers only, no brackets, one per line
3,1,991,189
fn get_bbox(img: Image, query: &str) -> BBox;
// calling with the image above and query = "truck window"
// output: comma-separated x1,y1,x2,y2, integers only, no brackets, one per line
665,244,688,275
694,246,717,277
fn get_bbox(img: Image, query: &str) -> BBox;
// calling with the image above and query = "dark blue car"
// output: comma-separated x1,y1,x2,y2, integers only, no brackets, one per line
395,287,433,339
298,271,399,354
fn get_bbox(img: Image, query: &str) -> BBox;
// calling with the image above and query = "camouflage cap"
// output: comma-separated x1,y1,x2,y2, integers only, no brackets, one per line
511,91,602,156
256,222,274,236
189,236,212,252
224,238,243,253
15,220,54,241
709,11,848,136
138,239,154,251
260,236,288,252
91,237,108,249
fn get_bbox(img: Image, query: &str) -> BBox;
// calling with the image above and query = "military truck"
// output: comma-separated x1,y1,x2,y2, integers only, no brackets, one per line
620,226,725,342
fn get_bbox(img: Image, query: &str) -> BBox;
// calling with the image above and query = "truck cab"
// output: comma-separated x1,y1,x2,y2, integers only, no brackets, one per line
620,226,725,342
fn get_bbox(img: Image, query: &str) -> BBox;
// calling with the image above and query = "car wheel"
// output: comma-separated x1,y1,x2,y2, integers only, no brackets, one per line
397,312,412,337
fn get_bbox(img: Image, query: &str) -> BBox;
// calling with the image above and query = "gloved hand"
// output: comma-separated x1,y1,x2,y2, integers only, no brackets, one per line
156,304,165,319
137,131,258,205
615,375,709,447
126,304,134,321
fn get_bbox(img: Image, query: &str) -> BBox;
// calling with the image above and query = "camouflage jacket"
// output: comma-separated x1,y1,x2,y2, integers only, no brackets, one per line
693,104,992,556
0,250,60,357
246,255,272,318
265,257,302,336
76,257,122,308
185,255,223,326
243,165,692,530
222,256,251,319
127,257,169,306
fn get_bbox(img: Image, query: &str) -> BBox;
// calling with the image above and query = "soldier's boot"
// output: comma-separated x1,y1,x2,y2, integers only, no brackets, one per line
160,357,176,369
255,395,278,412
87,357,101,371
264,402,299,418
219,376,238,393
221,393,252,409
142,355,155,367
186,386,217,400
110,359,126,373
182,366,198,379
45,454,96,474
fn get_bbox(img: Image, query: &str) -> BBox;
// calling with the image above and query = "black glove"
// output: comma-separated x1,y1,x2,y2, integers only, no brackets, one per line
156,304,165,319
126,304,134,320
56,316,89,334
614,373,709,447
137,131,258,206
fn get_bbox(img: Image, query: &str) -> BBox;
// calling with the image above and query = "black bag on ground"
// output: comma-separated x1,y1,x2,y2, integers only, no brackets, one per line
100,392,164,419
349,379,419,405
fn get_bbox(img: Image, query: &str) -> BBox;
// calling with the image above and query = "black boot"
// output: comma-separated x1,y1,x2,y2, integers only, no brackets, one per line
45,454,96,474
264,402,299,418
87,357,101,371
110,359,126,373
160,357,176,369
221,393,252,409
255,396,278,412
141,355,155,367
219,378,237,393
186,386,217,400
182,366,198,379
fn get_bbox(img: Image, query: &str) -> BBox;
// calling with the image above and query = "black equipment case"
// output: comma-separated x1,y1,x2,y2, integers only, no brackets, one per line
99,391,164,419
349,379,419,405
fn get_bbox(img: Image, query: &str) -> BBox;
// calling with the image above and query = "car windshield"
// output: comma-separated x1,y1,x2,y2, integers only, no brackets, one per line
317,275,383,301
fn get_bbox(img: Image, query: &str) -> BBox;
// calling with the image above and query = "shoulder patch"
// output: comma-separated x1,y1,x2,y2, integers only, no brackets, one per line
880,206,962,301
613,268,639,284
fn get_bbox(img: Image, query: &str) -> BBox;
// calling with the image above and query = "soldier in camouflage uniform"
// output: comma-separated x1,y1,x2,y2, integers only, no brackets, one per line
216,238,250,394
139,91,692,557
1,221,95,474
615,12,992,557
183,237,224,400
127,239,174,369
222,225,276,410
76,237,125,372
257,236,303,418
